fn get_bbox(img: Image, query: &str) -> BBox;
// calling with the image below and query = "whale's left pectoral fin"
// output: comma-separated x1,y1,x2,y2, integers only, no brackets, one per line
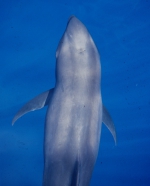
12,88,54,125
102,105,117,145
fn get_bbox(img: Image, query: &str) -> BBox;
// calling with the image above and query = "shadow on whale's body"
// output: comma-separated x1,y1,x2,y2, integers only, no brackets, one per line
12,16,116,186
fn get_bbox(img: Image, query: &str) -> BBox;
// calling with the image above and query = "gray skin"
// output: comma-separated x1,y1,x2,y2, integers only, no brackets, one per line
12,16,116,186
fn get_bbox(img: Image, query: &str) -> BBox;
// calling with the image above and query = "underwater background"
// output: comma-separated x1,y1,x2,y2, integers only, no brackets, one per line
0,0,150,185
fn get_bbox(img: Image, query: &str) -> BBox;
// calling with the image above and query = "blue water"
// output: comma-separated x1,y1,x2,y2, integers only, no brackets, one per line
1,0,150,185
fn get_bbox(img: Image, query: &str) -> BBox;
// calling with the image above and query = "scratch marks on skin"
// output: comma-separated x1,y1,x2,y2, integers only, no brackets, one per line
78,48,86,53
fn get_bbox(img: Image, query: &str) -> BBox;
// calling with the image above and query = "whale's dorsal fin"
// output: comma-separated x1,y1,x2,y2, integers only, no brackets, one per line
12,88,54,125
102,105,117,145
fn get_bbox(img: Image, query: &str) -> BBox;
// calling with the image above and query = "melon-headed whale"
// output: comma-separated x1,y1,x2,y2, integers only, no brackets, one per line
12,16,116,186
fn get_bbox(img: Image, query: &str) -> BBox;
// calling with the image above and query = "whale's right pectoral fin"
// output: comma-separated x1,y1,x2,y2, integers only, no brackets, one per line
102,105,117,145
12,88,54,125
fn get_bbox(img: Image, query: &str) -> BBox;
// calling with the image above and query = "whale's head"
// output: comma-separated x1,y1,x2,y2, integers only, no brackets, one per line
56,16,98,58
55,16,100,89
